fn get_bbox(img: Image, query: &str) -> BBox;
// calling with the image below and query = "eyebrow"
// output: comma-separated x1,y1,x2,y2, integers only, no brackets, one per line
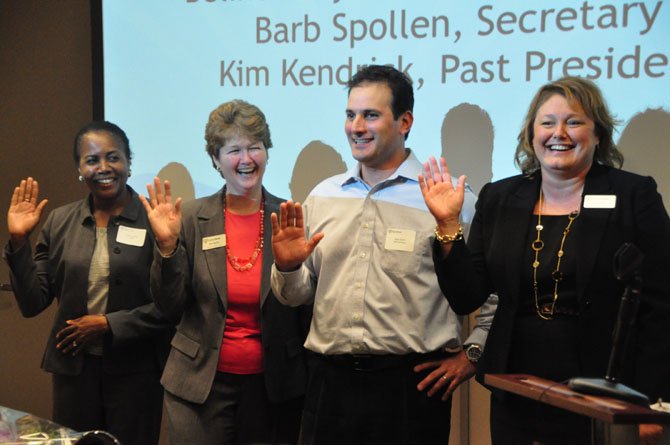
222,143,260,149
345,108,380,113
538,111,583,118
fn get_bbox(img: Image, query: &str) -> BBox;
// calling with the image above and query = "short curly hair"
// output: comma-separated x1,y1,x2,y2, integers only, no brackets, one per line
205,100,272,165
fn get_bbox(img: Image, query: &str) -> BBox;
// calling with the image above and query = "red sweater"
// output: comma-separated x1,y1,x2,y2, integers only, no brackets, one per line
217,209,263,374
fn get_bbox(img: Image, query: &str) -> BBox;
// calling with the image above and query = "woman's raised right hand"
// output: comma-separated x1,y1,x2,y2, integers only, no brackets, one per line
139,177,182,256
7,177,48,250
418,156,466,232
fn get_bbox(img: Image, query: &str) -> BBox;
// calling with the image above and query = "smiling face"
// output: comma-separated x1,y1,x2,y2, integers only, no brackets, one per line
345,82,412,171
212,133,267,196
532,94,599,179
77,130,130,205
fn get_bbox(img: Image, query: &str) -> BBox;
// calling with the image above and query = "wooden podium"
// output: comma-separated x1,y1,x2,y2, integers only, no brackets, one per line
485,374,670,445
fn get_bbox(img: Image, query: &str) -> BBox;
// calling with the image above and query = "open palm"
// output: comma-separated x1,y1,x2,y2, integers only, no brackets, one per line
139,177,182,254
271,200,323,271
418,156,465,225
7,178,48,242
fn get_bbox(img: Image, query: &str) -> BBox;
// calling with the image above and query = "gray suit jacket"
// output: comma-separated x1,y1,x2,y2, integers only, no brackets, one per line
151,188,309,404
4,189,172,376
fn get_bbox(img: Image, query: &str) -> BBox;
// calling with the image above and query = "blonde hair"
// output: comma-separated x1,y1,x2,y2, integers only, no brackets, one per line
514,76,623,175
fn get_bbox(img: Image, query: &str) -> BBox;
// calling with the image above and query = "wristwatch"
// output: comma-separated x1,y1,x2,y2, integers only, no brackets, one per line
464,344,482,364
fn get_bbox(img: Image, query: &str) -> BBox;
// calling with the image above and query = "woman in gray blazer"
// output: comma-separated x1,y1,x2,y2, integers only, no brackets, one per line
4,121,172,445
141,100,309,444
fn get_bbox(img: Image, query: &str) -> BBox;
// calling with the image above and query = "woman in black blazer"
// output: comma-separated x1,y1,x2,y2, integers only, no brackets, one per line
419,77,670,444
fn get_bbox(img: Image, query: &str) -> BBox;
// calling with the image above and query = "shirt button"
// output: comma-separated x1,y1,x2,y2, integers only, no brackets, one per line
353,313,361,321
355,282,362,289
113,247,121,254
359,252,366,258
364,223,370,229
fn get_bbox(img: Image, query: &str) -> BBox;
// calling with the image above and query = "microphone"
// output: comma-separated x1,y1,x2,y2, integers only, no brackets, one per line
567,243,650,406
606,243,643,383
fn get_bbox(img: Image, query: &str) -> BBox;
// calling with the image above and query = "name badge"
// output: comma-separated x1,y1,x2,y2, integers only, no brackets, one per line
116,225,147,247
384,228,415,252
202,234,226,250
583,194,617,209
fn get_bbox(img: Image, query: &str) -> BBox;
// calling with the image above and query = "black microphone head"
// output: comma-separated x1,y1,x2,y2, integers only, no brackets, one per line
613,243,644,282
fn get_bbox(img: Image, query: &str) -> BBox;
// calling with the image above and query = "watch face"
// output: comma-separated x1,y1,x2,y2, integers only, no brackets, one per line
465,345,482,362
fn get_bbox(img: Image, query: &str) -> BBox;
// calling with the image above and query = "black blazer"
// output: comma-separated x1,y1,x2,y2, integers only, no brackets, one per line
151,188,310,404
435,164,670,401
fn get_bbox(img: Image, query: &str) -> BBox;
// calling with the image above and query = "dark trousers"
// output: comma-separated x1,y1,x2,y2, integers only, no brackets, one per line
52,355,163,445
299,352,452,445
490,393,591,445
165,372,302,445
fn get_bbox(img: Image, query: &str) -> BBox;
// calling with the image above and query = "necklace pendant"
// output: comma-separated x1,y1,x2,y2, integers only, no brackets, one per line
537,303,555,320
536,224,543,231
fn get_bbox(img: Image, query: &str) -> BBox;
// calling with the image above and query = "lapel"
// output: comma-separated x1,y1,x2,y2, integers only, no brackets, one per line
197,191,229,312
259,189,279,309
575,164,613,298
501,175,541,307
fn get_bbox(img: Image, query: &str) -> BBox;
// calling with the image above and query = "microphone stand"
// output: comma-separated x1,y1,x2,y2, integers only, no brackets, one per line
567,243,650,406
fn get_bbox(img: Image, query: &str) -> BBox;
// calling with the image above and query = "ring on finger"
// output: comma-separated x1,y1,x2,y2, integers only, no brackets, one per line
72,341,78,347
441,374,448,380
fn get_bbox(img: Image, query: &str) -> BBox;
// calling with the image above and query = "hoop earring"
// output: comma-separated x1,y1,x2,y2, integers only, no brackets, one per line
78,175,84,182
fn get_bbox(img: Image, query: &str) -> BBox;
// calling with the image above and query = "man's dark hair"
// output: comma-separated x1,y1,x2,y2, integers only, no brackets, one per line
347,65,414,120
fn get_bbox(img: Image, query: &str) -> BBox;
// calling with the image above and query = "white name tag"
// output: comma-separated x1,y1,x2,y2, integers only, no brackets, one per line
202,234,226,250
116,225,147,247
583,194,617,209
384,228,415,252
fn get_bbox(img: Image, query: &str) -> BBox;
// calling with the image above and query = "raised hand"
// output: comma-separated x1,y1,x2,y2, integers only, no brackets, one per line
139,177,182,255
7,177,49,250
418,156,466,231
270,200,324,272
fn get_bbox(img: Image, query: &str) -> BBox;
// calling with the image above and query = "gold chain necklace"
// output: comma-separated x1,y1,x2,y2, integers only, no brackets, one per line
224,195,264,272
531,190,579,320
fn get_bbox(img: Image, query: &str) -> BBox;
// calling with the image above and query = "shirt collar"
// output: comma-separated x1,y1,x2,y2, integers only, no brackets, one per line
341,149,421,187
77,186,140,225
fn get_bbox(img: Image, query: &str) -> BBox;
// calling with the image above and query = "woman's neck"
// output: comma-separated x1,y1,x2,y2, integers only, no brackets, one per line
538,175,585,215
225,190,263,215
92,188,131,226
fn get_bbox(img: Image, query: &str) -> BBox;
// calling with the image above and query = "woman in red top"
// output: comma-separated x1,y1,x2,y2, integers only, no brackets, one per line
141,100,309,444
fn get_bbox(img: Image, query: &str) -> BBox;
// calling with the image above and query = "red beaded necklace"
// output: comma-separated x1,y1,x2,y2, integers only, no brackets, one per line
223,194,264,272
